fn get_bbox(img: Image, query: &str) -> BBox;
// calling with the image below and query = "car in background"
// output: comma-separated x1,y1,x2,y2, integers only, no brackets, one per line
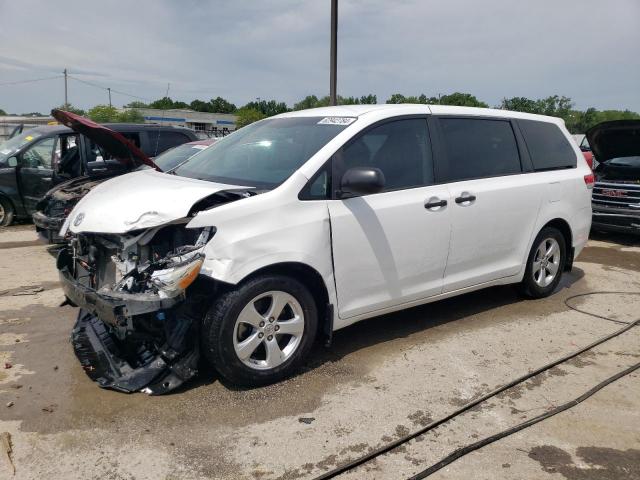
35,135,216,242
0,112,198,227
573,134,594,169
154,138,217,171
588,120,640,234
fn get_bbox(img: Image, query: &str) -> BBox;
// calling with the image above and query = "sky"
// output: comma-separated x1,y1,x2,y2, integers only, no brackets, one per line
1,0,639,114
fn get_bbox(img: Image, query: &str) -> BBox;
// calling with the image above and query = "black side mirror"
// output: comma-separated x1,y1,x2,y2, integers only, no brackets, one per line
339,167,385,197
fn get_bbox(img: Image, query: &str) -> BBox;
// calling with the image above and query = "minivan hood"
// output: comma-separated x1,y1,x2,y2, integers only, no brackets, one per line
51,109,160,171
586,120,640,163
65,169,251,234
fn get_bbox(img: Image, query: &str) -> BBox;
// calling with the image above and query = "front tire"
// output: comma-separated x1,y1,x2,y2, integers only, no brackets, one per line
0,197,15,227
520,227,566,298
202,274,318,387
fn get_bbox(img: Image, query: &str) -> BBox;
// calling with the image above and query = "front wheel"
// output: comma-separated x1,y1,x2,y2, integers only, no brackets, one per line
202,275,318,386
0,197,15,227
519,227,566,298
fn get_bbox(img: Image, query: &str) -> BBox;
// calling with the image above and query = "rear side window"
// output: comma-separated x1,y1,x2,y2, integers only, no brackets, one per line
518,120,576,171
439,118,521,181
147,131,190,156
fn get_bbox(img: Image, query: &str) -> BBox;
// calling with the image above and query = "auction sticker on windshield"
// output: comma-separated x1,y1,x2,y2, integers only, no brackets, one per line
318,117,356,125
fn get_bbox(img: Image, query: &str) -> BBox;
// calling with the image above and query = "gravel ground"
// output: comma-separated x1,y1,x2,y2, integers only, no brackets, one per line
0,224,638,480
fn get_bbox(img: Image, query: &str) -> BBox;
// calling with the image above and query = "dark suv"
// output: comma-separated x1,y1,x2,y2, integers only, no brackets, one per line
0,116,197,228
588,120,640,234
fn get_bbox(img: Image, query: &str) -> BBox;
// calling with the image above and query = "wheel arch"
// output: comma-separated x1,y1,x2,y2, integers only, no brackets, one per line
239,261,332,340
0,193,17,224
539,217,574,271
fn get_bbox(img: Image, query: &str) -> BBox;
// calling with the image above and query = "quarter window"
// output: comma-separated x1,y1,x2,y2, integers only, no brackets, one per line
439,118,521,181
518,119,576,171
337,118,433,192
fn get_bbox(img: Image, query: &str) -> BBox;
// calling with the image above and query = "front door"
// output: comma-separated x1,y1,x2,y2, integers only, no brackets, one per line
434,117,542,292
17,135,57,213
328,117,452,319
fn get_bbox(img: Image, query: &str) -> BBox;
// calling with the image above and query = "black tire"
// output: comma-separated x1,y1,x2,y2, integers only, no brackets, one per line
0,197,15,227
202,274,318,387
520,226,566,298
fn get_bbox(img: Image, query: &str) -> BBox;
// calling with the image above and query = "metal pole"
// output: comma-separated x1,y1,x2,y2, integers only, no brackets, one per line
108,87,112,107
63,68,68,106
330,0,338,106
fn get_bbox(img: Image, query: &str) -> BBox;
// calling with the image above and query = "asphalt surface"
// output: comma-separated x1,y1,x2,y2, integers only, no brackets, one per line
0,224,639,480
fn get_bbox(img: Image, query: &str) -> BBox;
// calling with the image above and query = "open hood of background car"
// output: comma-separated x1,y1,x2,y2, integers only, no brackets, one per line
64,169,252,234
586,120,640,163
51,109,160,171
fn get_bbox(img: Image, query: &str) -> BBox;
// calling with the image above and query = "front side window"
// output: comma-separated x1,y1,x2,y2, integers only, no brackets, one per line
439,118,521,181
0,130,43,165
336,118,433,191
174,117,349,189
21,136,56,169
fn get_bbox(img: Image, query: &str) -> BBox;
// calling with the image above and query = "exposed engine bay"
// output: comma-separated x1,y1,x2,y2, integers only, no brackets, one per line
58,222,216,394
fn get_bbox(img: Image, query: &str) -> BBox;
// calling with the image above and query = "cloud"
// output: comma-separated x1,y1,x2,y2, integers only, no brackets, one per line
0,0,638,114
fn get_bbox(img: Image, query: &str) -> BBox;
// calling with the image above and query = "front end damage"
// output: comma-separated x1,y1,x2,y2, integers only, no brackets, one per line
58,223,215,394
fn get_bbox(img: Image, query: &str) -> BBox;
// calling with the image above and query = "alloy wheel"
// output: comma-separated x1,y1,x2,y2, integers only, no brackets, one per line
532,237,561,287
233,290,305,370
0,203,4,224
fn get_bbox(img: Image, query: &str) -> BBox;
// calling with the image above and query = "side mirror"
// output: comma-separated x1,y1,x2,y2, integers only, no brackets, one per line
339,167,385,197
7,156,18,168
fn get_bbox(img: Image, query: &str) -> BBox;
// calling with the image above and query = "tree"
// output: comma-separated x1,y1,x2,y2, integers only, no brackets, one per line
172,101,190,109
87,105,119,122
0,108,6,116
439,92,488,108
235,107,266,128
386,93,433,104
242,99,288,117
210,97,237,114
148,96,175,110
116,109,145,123
294,95,322,110
58,103,86,116
124,101,148,109
190,99,212,113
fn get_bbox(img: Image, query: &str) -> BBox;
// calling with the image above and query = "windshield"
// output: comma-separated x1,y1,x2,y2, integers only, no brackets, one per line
0,130,42,163
607,156,640,168
174,117,352,188
155,143,211,171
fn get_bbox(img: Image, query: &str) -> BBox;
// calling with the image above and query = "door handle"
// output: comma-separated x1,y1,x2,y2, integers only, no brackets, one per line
455,194,476,204
42,177,52,181
425,198,447,209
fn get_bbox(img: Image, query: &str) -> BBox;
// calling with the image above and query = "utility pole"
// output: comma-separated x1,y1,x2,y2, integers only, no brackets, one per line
63,68,68,106
329,0,338,106
108,87,112,107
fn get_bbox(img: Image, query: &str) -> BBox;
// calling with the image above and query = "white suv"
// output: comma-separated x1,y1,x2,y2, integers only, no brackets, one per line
58,105,593,393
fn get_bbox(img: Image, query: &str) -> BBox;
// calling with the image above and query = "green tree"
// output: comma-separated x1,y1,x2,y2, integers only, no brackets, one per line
386,93,432,104
172,101,190,109
210,97,237,113
293,95,322,110
190,99,212,112
58,103,86,116
242,99,288,117
87,105,119,122
235,107,266,128
116,109,145,123
148,96,175,110
439,92,488,108
124,101,148,108
0,108,6,116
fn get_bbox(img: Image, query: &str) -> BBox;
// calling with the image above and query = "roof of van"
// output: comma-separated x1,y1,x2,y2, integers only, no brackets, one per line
23,123,195,135
277,104,564,124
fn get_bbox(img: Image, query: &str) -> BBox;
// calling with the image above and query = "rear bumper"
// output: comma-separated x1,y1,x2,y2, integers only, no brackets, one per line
32,211,65,243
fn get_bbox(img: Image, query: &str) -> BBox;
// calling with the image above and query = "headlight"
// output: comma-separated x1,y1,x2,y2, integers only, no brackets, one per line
150,254,204,297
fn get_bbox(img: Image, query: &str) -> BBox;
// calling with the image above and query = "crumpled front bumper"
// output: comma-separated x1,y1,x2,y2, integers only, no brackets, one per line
57,250,199,395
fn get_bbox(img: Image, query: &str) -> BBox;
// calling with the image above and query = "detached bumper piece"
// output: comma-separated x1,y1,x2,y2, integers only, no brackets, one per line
32,211,65,243
72,310,199,395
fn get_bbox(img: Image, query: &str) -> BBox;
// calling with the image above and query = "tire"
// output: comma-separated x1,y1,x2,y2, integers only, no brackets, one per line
0,197,15,227
202,274,318,387
519,227,566,298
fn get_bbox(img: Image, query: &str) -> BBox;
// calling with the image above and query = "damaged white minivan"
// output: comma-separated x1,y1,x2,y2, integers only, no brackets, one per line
57,105,593,394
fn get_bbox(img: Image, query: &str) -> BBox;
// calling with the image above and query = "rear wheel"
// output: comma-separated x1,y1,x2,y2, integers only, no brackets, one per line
202,274,318,386
0,197,15,227
520,227,566,298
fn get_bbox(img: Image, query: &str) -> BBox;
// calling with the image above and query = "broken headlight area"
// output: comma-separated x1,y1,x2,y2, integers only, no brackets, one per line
57,223,215,394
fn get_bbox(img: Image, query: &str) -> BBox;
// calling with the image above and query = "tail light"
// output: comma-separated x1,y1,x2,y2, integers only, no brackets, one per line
582,152,594,170
584,173,595,189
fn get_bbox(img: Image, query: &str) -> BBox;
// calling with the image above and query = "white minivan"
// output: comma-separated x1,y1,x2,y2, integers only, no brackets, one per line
57,105,593,394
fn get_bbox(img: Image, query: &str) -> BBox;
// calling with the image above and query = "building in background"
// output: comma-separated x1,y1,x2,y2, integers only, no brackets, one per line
135,108,237,136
